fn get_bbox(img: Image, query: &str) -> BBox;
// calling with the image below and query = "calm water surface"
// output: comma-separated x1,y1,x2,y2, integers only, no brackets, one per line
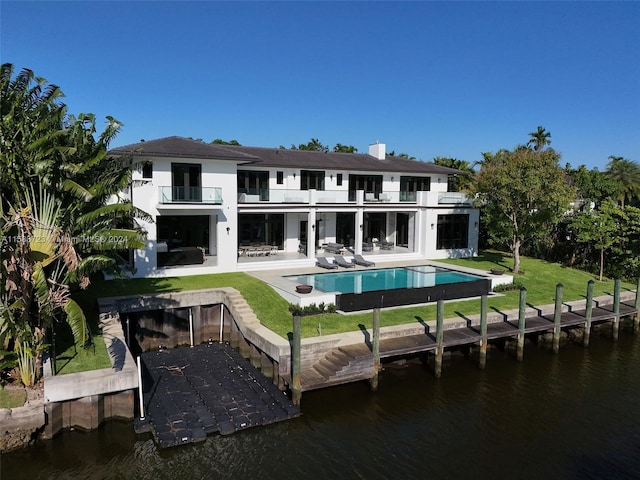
4,334,640,480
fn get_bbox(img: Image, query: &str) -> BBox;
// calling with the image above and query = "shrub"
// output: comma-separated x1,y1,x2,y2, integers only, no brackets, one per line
288,302,337,316
493,278,525,293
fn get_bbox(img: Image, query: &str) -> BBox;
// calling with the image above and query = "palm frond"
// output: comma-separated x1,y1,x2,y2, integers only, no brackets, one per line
61,178,94,202
64,298,90,347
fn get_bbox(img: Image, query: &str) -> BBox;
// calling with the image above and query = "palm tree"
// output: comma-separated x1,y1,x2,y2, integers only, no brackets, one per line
1,64,148,383
527,126,552,151
433,157,476,192
605,156,640,208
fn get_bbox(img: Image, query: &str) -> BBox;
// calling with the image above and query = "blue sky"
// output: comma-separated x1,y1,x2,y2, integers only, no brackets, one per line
2,1,638,170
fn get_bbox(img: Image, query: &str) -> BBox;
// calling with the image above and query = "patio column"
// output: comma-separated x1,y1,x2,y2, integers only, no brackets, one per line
307,209,317,256
355,208,364,254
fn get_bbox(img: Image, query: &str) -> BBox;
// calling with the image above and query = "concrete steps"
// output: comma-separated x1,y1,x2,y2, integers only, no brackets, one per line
301,345,374,392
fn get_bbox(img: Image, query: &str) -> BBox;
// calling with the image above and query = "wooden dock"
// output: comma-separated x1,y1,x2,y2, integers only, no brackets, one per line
297,299,638,393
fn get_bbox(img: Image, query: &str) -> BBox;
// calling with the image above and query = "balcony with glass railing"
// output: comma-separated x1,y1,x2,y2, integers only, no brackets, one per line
437,192,472,205
233,188,472,207
159,186,223,204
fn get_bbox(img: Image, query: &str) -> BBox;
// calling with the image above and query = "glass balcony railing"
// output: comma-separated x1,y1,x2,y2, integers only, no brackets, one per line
159,186,223,204
232,188,471,205
438,192,472,205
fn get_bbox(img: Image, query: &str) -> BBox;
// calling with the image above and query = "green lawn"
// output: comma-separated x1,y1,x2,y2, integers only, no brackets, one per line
0,387,26,408
54,335,111,375
72,251,636,341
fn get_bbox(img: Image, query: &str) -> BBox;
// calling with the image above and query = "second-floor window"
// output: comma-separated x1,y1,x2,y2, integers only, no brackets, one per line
142,161,153,179
171,163,201,201
400,176,431,201
301,170,325,191
348,174,382,201
238,170,269,200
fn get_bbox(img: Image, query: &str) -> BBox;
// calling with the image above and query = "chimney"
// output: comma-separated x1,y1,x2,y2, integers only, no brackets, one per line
368,141,386,160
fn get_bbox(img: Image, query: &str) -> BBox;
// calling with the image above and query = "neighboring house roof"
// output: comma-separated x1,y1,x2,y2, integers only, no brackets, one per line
110,136,462,175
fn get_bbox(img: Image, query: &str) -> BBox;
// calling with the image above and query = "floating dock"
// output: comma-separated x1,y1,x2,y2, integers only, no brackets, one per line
135,343,301,449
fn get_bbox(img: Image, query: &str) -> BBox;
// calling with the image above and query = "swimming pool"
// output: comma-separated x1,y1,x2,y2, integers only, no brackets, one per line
286,265,491,312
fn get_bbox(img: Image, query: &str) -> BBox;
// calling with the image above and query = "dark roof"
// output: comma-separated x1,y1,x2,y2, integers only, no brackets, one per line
226,145,462,175
109,136,259,162
110,136,462,175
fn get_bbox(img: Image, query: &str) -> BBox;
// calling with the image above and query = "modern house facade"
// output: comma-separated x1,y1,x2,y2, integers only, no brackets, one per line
111,137,479,278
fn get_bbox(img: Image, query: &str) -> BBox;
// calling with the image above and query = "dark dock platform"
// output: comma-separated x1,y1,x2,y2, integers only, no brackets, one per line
135,343,301,449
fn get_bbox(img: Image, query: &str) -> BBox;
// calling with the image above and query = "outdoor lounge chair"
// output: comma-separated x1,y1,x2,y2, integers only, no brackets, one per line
316,257,338,269
324,243,345,254
353,254,375,267
333,255,356,268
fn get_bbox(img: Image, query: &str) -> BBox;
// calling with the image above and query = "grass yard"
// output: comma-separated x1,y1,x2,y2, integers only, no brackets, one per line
0,387,26,409
73,251,636,341
54,335,111,375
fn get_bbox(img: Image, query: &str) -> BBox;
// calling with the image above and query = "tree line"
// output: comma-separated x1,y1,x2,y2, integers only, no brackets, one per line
1,64,639,389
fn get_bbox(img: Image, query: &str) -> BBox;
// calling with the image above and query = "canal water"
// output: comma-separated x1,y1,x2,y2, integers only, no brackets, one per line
4,332,640,480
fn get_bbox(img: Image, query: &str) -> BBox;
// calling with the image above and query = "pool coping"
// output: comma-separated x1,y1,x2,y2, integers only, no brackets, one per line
248,258,512,309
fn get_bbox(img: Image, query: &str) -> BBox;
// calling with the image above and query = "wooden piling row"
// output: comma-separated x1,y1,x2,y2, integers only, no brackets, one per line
517,287,527,361
435,299,444,379
584,280,594,347
285,277,639,401
613,278,621,341
291,312,302,406
370,307,381,392
635,277,640,334
553,283,563,354
479,294,488,369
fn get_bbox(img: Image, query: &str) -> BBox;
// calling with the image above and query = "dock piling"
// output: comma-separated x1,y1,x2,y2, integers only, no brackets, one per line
553,284,563,353
613,278,621,341
435,299,444,378
634,277,640,334
479,294,488,369
370,307,381,391
292,312,302,406
584,280,594,347
517,287,527,361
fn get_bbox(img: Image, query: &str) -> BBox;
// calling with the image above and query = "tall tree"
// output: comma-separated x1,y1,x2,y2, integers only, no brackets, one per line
210,138,241,145
291,138,329,152
565,164,618,209
433,157,475,192
605,156,640,208
527,126,551,151
0,64,147,383
570,199,618,281
475,143,573,274
333,143,357,153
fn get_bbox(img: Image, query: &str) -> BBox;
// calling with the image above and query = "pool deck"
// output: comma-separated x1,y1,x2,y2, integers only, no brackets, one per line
248,257,511,309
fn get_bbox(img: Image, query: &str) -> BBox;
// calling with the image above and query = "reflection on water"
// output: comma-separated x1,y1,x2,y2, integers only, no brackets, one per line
4,334,640,480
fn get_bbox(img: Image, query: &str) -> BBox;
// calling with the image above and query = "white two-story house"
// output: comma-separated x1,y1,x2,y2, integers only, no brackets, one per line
111,137,479,278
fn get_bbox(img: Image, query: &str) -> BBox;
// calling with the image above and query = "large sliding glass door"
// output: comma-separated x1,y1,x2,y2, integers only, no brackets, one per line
238,214,284,248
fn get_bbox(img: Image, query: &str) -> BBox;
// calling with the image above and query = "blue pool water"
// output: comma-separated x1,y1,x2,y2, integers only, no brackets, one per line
287,265,483,295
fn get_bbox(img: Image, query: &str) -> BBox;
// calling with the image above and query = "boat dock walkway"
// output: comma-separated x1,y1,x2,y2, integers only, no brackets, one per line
377,301,637,357
299,299,638,392
135,342,301,449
